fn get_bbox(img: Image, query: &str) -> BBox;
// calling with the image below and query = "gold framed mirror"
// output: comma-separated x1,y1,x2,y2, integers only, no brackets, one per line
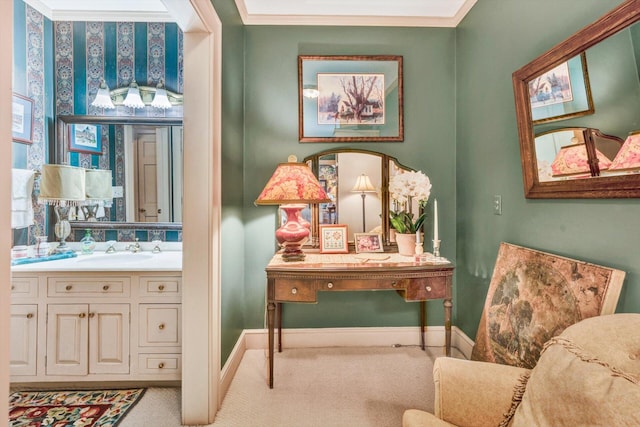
512,0,640,198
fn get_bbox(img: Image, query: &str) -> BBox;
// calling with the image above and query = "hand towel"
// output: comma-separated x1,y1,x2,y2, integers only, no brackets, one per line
12,168,35,229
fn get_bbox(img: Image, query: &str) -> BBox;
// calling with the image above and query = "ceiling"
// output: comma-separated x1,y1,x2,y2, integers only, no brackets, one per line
26,0,477,27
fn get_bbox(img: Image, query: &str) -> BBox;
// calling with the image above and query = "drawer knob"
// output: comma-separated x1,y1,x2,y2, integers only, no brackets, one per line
425,286,432,292
89,312,95,318
291,288,298,295
158,362,165,369
158,284,165,291
159,323,165,330
11,285,15,290
103,285,110,291
327,282,334,289
391,281,398,287
79,312,86,318
65,285,73,291
26,313,34,319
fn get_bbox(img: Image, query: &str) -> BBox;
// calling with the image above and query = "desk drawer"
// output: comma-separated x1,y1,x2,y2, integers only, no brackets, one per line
274,280,317,302
319,279,398,291
404,277,447,301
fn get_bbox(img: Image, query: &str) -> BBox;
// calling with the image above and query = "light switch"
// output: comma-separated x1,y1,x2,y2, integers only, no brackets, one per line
112,186,124,198
493,195,502,215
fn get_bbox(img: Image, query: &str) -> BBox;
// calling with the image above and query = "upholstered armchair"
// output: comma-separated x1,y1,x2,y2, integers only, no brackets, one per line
403,313,640,427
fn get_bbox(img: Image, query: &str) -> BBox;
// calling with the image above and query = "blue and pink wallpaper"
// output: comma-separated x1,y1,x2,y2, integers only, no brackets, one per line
12,0,183,245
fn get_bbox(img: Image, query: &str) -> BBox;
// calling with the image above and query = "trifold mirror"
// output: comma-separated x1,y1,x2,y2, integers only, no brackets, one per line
55,115,183,230
512,0,640,198
299,148,415,247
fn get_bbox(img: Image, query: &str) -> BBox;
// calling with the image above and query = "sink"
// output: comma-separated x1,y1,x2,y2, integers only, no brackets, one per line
76,252,155,264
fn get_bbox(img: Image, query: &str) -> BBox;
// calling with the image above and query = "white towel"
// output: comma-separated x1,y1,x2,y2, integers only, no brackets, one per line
12,168,35,229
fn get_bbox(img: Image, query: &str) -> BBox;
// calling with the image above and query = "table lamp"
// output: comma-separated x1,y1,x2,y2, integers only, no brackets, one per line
255,155,330,261
352,173,376,232
81,169,113,221
38,164,86,253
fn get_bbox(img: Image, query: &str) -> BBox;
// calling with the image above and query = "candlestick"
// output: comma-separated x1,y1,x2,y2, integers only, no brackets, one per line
433,199,439,242
433,239,441,258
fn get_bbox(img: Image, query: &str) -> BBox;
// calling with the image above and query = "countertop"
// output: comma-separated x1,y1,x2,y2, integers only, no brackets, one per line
11,250,182,272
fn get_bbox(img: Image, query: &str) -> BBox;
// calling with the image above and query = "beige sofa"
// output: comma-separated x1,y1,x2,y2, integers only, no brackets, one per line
403,313,640,426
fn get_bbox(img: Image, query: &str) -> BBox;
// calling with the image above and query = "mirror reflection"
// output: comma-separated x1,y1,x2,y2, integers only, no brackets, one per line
56,116,183,226
513,1,640,198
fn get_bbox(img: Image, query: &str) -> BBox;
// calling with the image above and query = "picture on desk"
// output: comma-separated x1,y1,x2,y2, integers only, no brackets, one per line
319,224,349,254
354,233,384,253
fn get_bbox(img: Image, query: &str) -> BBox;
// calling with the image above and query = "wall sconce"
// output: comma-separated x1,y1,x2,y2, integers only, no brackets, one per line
90,79,184,110
352,173,376,232
255,155,330,261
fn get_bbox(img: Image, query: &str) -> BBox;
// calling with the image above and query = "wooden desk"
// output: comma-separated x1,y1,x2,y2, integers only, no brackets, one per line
265,253,454,388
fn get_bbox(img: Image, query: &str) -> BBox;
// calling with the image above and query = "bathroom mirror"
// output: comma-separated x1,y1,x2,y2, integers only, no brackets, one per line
302,148,415,246
513,0,640,198
55,115,183,229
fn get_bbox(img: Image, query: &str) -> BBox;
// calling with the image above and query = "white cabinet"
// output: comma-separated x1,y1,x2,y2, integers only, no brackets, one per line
46,303,130,376
10,271,181,384
9,304,38,376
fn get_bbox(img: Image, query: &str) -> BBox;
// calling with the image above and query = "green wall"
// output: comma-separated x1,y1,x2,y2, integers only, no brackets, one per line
242,26,457,331
455,0,640,338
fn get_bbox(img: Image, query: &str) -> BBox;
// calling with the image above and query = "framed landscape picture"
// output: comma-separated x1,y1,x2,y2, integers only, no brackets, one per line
319,224,349,254
298,55,403,142
68,124,102,154
12,93,34,144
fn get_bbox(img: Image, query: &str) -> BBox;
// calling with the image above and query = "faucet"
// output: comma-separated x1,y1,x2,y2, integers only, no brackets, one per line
152,239,162,254
125,238,142,253
105,241,117,254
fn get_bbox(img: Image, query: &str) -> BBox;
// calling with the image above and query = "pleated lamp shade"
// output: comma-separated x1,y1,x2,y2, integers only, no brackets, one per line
39,164,86,206
608,131,640,173
85,169,113,202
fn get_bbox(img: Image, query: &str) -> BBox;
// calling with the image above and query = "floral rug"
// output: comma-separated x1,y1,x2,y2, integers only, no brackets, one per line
9,389,145,427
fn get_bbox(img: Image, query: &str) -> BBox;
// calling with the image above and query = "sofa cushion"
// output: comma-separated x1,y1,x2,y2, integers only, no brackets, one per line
508,314,640,426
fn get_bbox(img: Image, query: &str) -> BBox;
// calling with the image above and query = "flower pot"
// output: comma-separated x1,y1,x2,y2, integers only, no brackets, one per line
396,233,418,256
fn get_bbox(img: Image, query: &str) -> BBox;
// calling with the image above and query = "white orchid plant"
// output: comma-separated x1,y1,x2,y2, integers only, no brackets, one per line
388,170,432,234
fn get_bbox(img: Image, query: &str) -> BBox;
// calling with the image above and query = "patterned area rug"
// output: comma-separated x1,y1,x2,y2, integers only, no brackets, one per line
9,389,145,427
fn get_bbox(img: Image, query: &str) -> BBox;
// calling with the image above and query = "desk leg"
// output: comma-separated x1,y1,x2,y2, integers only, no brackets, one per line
277,303,282,352
444,298,452,357
267,280,276,389
419,301,426,351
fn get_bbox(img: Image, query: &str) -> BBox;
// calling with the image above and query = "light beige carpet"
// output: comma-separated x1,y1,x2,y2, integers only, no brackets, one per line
211,346,442,427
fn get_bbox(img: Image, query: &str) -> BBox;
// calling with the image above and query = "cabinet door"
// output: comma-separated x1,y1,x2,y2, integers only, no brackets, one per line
10,305,37,376
139,304,181,347
89,304,130,374
46,304,88,376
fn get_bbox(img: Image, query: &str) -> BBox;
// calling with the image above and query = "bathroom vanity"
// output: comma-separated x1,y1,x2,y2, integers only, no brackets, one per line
10,251,182,385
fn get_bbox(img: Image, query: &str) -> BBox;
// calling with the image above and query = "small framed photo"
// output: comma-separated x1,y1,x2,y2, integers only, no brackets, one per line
319,224,349,254
69,123,102,154
12,93,34,144
354,233,384,253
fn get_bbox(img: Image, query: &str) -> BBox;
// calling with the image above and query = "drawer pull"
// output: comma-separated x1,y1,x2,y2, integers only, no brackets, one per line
26,313,34,319
391,281,398,287
79,312,86,318
291,288,298,295
102,285,110,291
158,284,165,291
158,323,165,330
11,285,15,290
327,282,334,289
89,312,95,318
65,285,73,291
425,286,432,292
158,362,165,369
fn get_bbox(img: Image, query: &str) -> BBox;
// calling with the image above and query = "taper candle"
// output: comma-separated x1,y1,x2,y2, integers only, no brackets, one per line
433,199,439,242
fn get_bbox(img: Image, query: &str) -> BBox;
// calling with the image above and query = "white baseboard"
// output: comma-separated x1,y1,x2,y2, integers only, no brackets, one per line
219,326,474,400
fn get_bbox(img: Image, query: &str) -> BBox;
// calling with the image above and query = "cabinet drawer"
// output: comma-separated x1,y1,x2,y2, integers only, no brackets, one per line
11,277,38,298
139,304,181,347
274,279,317,302
404,277,448,301
318,279,399,291
138,354,181,375
139,276,181,297
47,277,130,297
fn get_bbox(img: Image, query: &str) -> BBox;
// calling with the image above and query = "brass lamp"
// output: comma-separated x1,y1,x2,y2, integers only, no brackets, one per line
352,173,376,232
38,164,86,253
255,155,330,261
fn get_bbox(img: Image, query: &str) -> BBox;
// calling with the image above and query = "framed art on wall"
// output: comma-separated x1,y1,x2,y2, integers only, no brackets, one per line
12,93,34,144
354,233,384,253
319,224,349,254
68,124,102,154
298,55,403,142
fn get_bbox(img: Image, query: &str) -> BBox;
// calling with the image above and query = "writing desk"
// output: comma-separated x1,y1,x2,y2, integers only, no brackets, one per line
265,252,454,388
